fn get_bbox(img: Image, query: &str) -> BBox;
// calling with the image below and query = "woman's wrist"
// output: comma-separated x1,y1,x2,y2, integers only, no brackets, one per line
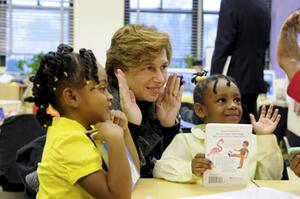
160,118,178,128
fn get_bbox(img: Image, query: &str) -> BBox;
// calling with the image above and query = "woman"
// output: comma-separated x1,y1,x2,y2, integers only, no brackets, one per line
106,24,183,177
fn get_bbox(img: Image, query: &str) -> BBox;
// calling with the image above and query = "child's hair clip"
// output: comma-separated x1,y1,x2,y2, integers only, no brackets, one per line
195,76,206,82
191,70,208,84
63,71,68,77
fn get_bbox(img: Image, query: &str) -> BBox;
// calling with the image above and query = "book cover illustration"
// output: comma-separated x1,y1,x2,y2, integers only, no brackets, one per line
203,123,253,187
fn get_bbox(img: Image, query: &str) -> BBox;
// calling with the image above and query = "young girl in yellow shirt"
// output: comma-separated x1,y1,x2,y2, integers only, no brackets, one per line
26,44,139,198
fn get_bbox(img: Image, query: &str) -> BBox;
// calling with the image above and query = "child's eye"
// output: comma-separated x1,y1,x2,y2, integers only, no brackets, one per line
98,87,107,92
234,97,241,104
93,85,107,92
217,98,226,103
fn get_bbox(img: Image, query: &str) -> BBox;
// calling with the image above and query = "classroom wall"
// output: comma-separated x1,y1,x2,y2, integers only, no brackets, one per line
73,0,124,66
270,0,300,78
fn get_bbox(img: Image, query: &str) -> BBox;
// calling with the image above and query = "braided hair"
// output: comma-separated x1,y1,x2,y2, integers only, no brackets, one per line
25,44,100,127
191,72,238,105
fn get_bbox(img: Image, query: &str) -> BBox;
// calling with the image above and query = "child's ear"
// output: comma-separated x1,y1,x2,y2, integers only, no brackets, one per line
194,102,206,119
62,88,80,108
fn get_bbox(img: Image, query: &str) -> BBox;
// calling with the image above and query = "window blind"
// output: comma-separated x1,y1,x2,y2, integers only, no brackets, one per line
0,0,73,71
125,0,198,68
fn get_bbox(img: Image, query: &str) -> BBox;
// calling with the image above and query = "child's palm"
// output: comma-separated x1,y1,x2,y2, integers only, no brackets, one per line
92,120,123,141
110,110,128,131
250,105,281,135
191,153,212,177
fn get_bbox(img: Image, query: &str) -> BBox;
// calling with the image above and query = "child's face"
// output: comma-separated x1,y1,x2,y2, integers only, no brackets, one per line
196,78,242,123
78,67,113,125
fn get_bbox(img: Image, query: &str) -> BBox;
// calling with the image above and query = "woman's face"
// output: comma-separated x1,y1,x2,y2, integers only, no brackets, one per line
124,49,169,102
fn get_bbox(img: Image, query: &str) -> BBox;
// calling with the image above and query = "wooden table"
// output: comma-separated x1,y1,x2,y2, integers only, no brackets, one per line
132,179,253,199
132,179,300,199
254,180,300,195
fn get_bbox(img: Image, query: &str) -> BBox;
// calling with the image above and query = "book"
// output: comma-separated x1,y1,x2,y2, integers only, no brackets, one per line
203,123,253,186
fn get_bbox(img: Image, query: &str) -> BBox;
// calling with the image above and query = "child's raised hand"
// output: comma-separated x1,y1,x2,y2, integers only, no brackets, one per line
250,105,281,135
92,120,124,142
191,153,212,177
110,109,128,132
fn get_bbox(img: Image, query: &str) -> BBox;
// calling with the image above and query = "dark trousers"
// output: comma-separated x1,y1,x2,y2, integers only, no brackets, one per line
240,93,259,124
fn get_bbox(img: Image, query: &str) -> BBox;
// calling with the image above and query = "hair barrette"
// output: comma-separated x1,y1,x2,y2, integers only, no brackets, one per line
191,70,208,84
195,76,206,82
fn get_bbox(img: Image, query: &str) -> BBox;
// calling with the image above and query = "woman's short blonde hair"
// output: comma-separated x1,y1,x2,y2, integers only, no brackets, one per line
106,24,172,86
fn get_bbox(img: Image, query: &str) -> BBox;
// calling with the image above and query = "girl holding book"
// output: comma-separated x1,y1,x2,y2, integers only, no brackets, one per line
153,72,283,182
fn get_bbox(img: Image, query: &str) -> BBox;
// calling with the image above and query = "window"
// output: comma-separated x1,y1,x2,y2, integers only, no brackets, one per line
125,0,198,67
0,0,73,72
126,0,272,69
201,0,221,63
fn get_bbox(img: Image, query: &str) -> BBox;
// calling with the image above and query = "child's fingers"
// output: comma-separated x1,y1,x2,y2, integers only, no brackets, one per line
289,150,300,162
271,108,279,122
266,104,274,119
193,154,212,167
110,109,128,129
192,167,208,177
194,153,205,159
274,114,281,125
259,105,266,118
111,110,121,125
249,113,256,125
91,132,103,141
192,158,212,166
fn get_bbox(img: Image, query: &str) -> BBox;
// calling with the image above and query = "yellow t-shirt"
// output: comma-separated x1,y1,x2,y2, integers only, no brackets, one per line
37,117,102,199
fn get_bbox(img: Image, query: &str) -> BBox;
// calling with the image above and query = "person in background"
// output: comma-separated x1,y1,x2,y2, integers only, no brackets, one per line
211,0,271,124
25,44,139,198
277,10,300,178
153,72,283,182
277,9,300,115
106,24,183,177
